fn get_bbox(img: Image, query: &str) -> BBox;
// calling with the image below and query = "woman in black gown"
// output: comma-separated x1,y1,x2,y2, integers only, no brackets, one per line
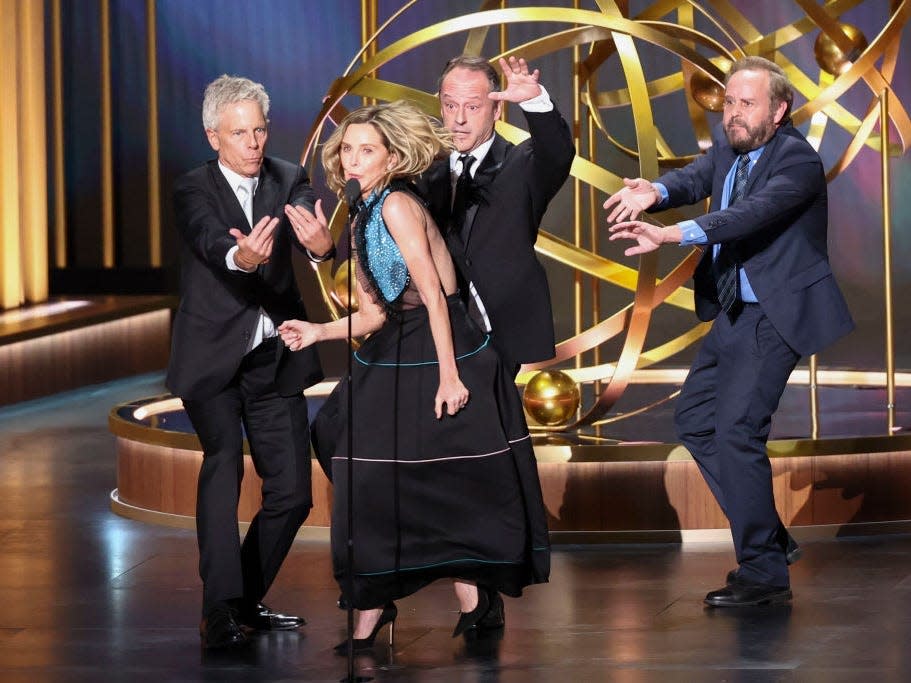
279,100,549,651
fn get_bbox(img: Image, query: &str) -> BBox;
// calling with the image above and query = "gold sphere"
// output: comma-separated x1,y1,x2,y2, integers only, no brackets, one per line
689,69,726,112
522,370,581,427
814,23,868,75
332,260,358,311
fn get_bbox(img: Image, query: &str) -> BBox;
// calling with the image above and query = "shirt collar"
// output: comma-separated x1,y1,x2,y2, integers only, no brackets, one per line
449,134,496,175
218,161,259,195
744,145,765,164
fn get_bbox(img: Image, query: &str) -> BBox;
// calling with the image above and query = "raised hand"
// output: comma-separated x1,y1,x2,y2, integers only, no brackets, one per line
230,215,278,270
603,178,661,223
490,56,542,103
277,319,321,351
285,199,334,257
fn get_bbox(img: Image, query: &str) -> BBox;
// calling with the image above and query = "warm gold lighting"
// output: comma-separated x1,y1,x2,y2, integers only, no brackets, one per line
332,259,358,311
0,0,23,309
689,68,726,112
0,299,90,323
146,0,161,266
17,0,48,303
814,22,869,76
0,0,49,308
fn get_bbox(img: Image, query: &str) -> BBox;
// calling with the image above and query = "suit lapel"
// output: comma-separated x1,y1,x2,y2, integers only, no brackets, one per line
424,158,452,232
208,160,253,234
745,127,785,196
462,134,509,246
252,159,279,226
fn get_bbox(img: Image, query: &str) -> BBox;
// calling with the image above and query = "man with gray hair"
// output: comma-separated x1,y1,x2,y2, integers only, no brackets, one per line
167,74,334,648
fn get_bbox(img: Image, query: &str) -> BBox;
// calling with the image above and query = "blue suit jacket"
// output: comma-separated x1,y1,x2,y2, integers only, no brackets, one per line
656,122,853,356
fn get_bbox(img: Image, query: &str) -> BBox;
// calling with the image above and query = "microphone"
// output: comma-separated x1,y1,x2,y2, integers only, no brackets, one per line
344,179,362,219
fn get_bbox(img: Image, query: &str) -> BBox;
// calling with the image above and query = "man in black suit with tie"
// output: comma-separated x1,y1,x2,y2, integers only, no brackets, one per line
417,54,575,374
166,75,335,648
605,57,854,607
407,53,572,633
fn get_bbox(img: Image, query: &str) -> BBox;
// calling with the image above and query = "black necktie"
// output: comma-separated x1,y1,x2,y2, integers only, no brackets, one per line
715,154,750,316
451,154,475,239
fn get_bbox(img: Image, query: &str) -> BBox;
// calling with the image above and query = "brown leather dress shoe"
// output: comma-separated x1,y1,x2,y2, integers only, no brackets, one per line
200,605,249,649
704,579,792,608
239,602,305,631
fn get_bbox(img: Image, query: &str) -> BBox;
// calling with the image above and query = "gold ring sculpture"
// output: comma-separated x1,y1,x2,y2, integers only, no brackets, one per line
299,0,909,432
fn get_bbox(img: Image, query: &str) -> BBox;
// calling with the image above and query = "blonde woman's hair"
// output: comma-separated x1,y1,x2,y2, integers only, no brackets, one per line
322,100,453,196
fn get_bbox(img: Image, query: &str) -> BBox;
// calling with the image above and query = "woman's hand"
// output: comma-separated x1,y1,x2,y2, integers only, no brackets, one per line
278,319,321,351
435,376,470,419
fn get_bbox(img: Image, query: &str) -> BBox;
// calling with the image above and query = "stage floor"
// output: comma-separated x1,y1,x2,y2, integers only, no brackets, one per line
2,373,911,681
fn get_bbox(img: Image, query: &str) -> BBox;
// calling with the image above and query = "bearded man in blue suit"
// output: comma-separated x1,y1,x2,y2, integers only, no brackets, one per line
605,56,854,607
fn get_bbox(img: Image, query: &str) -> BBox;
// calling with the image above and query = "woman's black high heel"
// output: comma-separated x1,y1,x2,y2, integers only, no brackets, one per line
333,603,397,655
452,588,490,637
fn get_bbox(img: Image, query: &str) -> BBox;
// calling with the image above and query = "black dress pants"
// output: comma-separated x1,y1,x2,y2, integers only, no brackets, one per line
183,338,312,614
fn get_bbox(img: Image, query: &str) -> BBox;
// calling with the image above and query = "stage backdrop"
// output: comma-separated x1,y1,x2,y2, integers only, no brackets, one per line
48,0,910,377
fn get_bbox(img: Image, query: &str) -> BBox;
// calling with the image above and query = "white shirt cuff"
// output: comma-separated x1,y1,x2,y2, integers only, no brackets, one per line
226,246,256,272
518,85,553,112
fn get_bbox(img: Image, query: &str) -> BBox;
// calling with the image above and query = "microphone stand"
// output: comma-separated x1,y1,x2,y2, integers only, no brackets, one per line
341,182,371,683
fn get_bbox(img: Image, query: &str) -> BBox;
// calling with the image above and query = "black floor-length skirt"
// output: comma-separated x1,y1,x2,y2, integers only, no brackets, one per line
320,294,550,610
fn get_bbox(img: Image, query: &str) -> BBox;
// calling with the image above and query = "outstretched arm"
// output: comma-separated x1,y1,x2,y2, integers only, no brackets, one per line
603,178,662,223
608,220,682,256
489,56,542,103
497,55,576,236
278,267,385,348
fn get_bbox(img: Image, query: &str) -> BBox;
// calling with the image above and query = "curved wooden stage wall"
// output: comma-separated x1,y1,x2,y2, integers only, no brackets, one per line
110,398,911,542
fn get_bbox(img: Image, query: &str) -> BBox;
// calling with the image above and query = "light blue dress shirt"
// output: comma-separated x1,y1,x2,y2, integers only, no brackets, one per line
655,146,765,303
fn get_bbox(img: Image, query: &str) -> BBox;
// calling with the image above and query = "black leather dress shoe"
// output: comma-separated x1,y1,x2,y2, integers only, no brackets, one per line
726,534,802,584
704,579,792,607
200,605,249,649
240,602,305,631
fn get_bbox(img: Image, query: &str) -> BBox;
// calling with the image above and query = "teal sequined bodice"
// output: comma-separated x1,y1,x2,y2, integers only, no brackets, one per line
362,188,408,303
354,187,420,312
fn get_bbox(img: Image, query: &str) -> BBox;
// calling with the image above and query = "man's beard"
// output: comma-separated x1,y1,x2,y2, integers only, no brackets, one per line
724,114,776,153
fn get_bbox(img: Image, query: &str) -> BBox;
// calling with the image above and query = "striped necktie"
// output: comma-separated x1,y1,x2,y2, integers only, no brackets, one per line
715,154,750,315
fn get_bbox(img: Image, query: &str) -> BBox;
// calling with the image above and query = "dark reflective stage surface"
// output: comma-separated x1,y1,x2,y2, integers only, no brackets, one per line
2,373,911,681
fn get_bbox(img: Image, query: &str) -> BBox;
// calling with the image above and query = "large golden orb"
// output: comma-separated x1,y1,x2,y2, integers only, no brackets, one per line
689,68,727,112
814,23,868,75
332,259,358,311
523,370,581,427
